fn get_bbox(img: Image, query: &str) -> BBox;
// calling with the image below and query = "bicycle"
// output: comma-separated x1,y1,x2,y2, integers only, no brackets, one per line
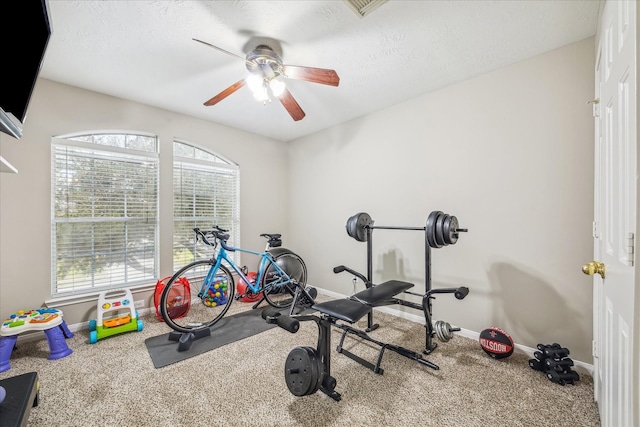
159,226,313,334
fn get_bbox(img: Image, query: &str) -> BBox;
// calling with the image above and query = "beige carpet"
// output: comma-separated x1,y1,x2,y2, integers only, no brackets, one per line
0,296,600,427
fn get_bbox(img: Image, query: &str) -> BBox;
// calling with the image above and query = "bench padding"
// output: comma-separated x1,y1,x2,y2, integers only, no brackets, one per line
350,280,414,305
312,299,372,324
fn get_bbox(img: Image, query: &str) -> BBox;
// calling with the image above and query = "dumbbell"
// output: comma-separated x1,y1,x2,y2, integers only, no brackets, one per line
544,346,570,359
536,343,561,352
544,357,574,372
546,369,580,385
528,358,545,371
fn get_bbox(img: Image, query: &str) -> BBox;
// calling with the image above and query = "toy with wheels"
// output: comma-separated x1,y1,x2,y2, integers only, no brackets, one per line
88,288,143,344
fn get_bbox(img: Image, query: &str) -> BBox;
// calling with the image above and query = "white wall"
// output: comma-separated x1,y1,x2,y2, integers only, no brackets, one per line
287,38,595,362
0,79,290,324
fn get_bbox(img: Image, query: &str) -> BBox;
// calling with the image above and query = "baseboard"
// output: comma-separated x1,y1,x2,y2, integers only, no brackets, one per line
312,286,594,377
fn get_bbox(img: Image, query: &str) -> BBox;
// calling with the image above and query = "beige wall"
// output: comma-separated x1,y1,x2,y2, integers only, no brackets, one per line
0,37,596,362
635,2,640,420
0,79,290,324
287,37,596,362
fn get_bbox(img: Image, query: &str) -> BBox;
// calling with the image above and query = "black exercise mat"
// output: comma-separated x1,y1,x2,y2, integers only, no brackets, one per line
145,307,308,368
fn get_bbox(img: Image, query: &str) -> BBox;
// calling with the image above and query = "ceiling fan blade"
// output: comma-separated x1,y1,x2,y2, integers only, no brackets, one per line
193,38,253,66
278,88,306,121
203,79,247,106
282,65,340,87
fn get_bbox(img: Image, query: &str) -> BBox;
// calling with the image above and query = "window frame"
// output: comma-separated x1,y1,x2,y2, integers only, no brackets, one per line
50,132,159,297
172,139,241,270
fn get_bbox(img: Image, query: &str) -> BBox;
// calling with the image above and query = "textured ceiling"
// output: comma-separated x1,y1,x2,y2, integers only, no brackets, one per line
40,0,600,142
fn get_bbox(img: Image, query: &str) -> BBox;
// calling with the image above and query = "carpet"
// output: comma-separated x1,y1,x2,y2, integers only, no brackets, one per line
145,307,278,368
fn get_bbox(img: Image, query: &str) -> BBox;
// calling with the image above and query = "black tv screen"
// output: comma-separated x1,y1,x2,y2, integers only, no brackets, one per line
0,0,52,139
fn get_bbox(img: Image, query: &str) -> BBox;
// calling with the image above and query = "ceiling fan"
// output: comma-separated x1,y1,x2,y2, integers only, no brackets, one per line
194,38,340,121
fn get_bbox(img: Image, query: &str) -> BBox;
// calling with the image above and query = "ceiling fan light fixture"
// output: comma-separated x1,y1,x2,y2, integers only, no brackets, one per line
269,78,286,97
246,74,263,93
247,74,269,102
252,84,269,103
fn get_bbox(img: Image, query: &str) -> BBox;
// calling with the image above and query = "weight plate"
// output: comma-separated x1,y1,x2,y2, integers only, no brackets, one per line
345,214,358,240
354,212,371,242
425,211,442,249
284,346,322,396
434,320,453,342
442,215,452,245
449,216,459,244
443,215,459,245
435,213,447,247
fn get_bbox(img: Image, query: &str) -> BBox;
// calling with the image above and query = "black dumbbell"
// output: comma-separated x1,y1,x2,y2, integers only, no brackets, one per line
543,346,570,359
533,350,545,362
529,358,545,371
546,369,580,385
537,343,561,352
544,357,574,372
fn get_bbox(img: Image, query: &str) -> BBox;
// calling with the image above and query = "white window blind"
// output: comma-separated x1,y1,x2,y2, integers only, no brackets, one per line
173,140,240,270
51,135,159,295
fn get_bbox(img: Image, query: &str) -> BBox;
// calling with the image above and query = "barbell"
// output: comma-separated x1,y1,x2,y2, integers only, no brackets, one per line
345,211,468,248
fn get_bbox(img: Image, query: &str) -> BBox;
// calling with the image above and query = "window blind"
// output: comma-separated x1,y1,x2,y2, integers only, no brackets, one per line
173,154,240,270
52,139,159,295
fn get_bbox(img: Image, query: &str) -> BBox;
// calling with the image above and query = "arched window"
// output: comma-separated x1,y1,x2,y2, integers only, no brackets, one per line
172,140,240,270
51,132,159,295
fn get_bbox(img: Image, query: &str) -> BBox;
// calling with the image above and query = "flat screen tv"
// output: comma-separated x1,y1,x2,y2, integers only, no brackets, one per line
0,0,52,139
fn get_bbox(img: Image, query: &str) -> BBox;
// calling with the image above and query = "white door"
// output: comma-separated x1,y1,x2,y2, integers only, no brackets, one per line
591,1,637,426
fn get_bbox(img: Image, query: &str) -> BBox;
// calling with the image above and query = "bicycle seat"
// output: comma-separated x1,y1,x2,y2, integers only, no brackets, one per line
260,233,281,240
260,233,282,247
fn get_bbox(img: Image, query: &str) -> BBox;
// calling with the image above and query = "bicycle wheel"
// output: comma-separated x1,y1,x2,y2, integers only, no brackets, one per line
261,251,307,308
160,260,235,334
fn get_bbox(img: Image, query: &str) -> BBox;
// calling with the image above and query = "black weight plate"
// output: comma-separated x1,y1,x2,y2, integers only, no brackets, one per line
345,214,358,240
306,346,323,394
425,211,442,248
285,346,321,396
435,213,447,247
450,216,460,244
354,212,371,242
442,215,452,245
443,215,459,245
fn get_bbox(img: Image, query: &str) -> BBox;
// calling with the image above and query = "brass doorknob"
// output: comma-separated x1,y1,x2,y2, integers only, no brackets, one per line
582,261,606,279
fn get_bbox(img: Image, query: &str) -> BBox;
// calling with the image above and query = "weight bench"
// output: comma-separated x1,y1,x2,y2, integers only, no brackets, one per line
263,279,447,401
334,265,469,354
266,210,470,401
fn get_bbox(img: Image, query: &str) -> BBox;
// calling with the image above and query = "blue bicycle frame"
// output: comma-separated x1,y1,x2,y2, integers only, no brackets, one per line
196,229,293,301
159,226,312,337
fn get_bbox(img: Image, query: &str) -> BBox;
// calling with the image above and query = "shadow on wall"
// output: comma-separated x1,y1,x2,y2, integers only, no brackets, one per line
487,260,589,351
377,249,458,289
380,249,407,282
378,249,432,287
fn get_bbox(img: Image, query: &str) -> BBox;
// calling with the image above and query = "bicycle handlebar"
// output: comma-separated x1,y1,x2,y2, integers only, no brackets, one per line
193,227,235,252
